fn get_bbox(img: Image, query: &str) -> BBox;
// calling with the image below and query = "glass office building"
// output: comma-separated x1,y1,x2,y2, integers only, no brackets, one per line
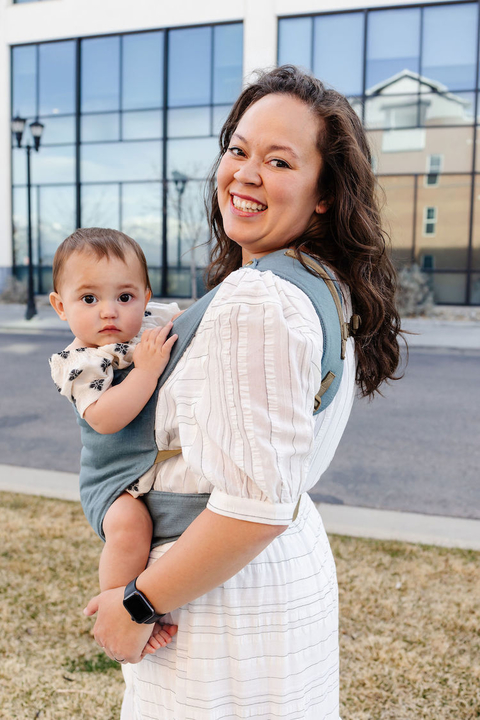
11,23,243,296
280,2,480,304
7,0,480,304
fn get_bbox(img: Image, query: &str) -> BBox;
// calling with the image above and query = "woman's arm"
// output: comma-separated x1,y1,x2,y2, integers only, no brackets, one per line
84,325,177,434
84,509,286,664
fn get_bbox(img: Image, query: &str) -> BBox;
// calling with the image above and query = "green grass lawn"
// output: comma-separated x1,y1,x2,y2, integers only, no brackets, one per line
1,492,479,719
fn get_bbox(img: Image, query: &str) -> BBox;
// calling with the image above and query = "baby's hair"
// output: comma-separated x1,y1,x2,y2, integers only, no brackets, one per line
52,227,152,293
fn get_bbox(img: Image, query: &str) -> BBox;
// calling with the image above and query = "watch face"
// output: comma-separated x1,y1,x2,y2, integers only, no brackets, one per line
124,591,154,623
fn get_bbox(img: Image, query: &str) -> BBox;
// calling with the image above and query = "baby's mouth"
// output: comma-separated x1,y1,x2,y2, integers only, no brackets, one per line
231,195,267,213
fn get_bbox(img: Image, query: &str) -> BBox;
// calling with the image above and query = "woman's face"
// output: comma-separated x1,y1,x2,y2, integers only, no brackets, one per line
217,93,328,264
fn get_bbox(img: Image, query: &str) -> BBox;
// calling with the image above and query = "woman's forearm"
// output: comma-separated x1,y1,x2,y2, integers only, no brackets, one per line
136,509,286,614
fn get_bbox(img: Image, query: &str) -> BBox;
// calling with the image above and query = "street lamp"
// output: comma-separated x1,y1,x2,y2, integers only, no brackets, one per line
11,115,44,320
172,170,188,268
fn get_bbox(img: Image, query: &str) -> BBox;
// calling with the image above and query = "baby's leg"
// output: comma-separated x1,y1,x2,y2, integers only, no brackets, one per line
99,492,152,592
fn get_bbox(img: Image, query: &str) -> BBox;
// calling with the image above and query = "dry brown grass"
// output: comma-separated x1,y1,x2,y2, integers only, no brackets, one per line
0,492,479,719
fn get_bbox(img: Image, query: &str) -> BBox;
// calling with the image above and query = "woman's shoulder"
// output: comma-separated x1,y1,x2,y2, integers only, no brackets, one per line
212,265,322,334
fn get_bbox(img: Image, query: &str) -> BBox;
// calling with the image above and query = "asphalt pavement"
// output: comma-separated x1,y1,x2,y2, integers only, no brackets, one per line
1,299,479,550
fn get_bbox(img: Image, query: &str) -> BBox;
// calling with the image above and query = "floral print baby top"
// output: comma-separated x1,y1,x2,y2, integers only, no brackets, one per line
49,301,180,419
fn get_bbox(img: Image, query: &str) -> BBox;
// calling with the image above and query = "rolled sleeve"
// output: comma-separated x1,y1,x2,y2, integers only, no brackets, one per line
184,269,322,525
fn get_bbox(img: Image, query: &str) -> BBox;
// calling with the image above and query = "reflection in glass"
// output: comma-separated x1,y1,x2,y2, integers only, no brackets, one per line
32,145,76,185
39,115,76,145
168,137,218,180
313,13,364,96
122,183,162,266
213,105,231,135
168,107,210,138
123,111,162,140
81,141,162,183
81,113,120,142
428,273,466,304
122,31,163,111
38,185,76,267
377,176,416,268
365,95,421,129
278,17,312,69
39,41,75,116
471,177,480,270
81,184,120,229
12,186,28,269
167,180,209,271
213,24,243,105
168,27,212,107
470,274,480,304
82,36,120,112
366,8,420,90
416,175,470,269
12,45,37,119
422,3,478,91
421,92,474,126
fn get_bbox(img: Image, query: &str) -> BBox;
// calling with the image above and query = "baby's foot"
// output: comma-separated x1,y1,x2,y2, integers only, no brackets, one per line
141,623,178,657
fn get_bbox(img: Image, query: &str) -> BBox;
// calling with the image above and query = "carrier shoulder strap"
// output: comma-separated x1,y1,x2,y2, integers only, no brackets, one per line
156,248,359,416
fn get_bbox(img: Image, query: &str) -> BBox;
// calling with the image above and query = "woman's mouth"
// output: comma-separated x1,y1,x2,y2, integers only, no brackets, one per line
231,194,267,213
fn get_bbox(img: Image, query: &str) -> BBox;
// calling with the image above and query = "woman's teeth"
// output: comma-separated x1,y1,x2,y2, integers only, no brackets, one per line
232,195,266,212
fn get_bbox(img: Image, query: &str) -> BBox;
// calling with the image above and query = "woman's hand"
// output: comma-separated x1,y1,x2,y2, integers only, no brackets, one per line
84,587,153,665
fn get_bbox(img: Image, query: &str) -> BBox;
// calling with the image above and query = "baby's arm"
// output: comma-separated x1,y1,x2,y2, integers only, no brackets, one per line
84,324,177,434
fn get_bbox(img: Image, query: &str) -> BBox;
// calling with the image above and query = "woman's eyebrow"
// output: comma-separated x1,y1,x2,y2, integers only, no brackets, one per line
232,133,299,160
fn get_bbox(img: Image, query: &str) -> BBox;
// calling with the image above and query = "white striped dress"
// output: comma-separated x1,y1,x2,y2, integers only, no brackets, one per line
121,266,356,720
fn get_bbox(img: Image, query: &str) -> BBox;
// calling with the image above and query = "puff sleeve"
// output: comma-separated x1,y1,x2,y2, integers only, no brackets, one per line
182,269,323,525
49,343,133,418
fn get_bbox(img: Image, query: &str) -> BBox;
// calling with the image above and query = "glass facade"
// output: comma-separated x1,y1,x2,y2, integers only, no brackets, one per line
279,2,480,304
11,23,243,296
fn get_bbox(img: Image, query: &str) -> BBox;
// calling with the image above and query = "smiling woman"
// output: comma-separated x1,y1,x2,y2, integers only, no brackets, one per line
79,66,403,720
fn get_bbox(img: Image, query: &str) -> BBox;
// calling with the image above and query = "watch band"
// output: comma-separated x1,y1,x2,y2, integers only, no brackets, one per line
123,577,165,624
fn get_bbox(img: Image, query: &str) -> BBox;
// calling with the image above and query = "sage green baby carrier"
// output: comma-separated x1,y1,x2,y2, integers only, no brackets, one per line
78,249,357,546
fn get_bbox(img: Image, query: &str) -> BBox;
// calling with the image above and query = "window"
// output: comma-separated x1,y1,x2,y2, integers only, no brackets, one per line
423,207,437,236
11,23,243,297
425,154,443,187
421,254,435,270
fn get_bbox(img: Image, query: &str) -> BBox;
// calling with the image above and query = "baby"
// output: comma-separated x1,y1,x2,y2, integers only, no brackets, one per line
49,227,179,654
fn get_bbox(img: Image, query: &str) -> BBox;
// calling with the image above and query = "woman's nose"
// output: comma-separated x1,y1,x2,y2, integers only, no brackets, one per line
233,159,261,185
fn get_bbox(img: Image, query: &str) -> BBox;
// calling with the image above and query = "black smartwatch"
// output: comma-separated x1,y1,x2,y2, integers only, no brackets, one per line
123,577,165,624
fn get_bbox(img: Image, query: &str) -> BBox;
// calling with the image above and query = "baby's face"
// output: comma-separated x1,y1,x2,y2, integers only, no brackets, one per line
50,249,151,348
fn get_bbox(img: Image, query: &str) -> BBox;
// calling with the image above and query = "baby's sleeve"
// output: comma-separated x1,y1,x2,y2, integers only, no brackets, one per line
49,346,123,418
185,269,322,526
142,301,181,331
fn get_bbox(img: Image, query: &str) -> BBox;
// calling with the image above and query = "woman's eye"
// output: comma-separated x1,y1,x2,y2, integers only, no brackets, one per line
228,146,245,157
119,293,132,303
82,295,97,305
269,158,290,169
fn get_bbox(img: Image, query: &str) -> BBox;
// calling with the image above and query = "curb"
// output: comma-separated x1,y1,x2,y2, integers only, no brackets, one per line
2,464,479,551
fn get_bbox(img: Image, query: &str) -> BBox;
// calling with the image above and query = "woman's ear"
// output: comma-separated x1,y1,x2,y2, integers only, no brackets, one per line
49,292,67,321
315,198,331,215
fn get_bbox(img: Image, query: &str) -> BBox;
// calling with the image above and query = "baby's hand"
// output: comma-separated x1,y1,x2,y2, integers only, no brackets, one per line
141,623,178,658
132,323,178,378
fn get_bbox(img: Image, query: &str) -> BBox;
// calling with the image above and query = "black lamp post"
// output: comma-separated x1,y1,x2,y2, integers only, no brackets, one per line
11,115,44,320
172,170,189,267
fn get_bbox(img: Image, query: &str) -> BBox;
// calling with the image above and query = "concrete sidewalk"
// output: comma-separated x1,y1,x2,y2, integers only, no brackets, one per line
2,300,480,551
2,299,480,350
1,463,479,551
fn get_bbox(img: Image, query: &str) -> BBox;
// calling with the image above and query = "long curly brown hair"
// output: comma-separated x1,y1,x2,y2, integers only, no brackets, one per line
205,65,403,398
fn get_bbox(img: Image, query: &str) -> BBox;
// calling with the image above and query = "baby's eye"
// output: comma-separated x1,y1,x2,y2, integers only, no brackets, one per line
119,293,132,303
82,295,97,305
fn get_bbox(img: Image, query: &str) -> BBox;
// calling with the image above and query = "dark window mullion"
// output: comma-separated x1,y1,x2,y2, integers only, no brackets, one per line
161,30,169,296
75,38,81,229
